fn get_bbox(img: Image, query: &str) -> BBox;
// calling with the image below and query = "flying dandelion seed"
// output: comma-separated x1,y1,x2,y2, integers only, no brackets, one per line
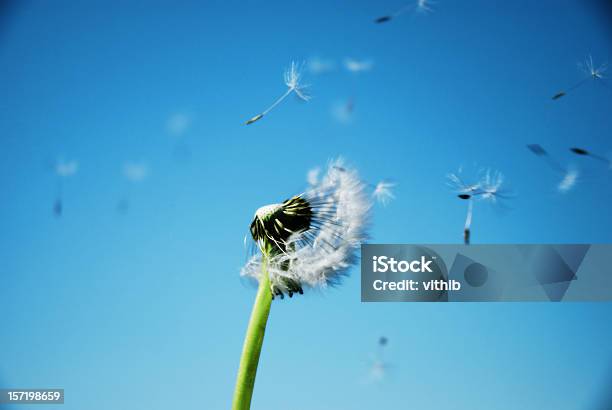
372,181,396,206
245,61,311,125
448,167,510,244
233,159,371,409
331,98,354,124
344,58,373,73
123,162,150,183
307,57,335,74
558,168,579,193
527,144,582,192
166,113,191,137
117,162,149,214
367,336,391,383
570,147,612,167
369,359,387,382
51,159,78,218
55,159,78,177
374,0,435,24
552,55,609,100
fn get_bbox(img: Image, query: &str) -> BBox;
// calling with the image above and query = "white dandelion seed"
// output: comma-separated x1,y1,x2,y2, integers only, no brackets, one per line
166,113,191,137
55,159,78,177
306,166,321,186
242,158,371,298
372,181,396,206
366,336,390,383
123,161,149,183
527,144,581,192
416,0,435,14
344,58,373,73
307,57,335,74
448,167,510,245
51,158,78,218
369,359,387,382
245,61,311,125
558,168,579,193
552,55,610,100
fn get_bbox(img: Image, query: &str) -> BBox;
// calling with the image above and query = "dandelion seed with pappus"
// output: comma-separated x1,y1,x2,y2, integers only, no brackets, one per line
232,159,371,409
570,147,611,168
448,167,510,245
374,0,435,24
51,158,78,218
372,181,396,206
245,61,311,125
552,55,609,100
527,144,583,192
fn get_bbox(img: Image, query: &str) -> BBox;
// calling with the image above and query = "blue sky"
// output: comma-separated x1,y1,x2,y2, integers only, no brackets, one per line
1,1,612,409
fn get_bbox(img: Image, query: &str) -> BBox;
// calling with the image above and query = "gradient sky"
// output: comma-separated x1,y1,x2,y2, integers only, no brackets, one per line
1,1,612,409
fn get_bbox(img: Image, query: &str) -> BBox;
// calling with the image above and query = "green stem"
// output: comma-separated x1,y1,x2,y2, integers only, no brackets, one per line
232,256,273,410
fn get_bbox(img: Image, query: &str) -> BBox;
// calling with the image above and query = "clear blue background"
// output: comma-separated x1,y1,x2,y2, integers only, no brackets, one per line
1,1,612,409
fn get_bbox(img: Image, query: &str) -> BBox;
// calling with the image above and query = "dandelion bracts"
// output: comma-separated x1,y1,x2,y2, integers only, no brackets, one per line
245,61,310,125
232,159,370,409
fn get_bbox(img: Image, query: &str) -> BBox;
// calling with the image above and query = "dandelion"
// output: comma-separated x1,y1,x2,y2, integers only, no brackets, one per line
245,61,311,125
447,167,509,244
372,181,396,206
51,159,78,218
527,144,581,193
233,159,370,409
552,55,609,100
374,0,435,24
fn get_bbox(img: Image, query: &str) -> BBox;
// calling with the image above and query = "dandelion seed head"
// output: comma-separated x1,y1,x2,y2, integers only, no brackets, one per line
558,168,579,193
373,181,396,206
242,158,371,297
55,159,78,177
